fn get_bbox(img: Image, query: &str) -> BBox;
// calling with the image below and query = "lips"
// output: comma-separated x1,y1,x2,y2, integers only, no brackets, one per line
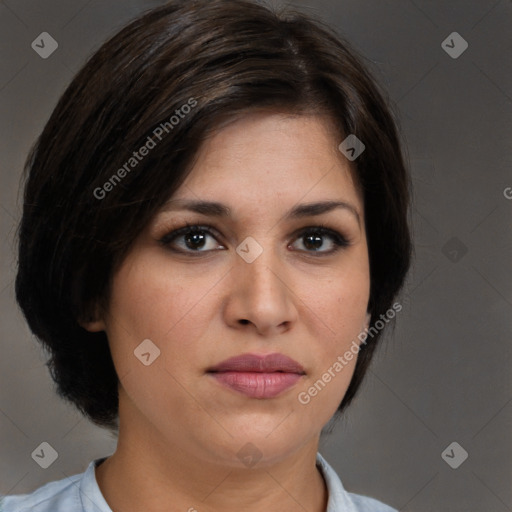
207,353,305,399
207,352,305,374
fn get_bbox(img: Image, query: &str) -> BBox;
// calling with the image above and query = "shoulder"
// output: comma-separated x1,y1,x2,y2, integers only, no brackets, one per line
0,465,89,512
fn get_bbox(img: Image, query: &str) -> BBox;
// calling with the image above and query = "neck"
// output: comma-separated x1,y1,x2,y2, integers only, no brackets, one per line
95,420,328,512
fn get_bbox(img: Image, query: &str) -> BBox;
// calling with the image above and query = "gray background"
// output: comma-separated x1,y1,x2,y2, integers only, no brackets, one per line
1,1,511,511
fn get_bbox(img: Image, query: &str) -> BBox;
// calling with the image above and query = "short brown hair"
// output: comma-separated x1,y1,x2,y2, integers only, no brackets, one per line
15,0,412,434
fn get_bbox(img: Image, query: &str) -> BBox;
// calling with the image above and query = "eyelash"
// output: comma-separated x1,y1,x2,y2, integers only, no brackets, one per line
158,222,350,257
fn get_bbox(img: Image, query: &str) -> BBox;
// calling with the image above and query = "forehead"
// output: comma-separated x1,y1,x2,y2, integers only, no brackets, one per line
177,112,363,212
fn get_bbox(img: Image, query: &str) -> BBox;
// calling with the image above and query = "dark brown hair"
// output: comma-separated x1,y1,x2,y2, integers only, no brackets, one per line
15,0,412,434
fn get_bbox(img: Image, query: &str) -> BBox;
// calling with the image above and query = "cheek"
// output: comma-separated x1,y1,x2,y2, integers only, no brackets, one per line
103,258,215,418
293,257,369,414
103,256,211,385
108,255,213,341
300,257,370,340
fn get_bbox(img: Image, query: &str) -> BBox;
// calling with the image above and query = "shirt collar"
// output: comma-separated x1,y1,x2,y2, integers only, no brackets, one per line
77,452,357,512
79,457,111,512
316,452,358,512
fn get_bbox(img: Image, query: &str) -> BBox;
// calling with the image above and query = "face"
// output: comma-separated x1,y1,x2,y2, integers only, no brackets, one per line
93,112,370,467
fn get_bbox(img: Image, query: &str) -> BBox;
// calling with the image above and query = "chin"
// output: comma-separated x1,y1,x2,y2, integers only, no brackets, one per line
199,426,310,466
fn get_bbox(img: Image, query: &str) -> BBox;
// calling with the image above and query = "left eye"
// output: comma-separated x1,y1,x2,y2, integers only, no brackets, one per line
159,224,349,255
290,227,349,253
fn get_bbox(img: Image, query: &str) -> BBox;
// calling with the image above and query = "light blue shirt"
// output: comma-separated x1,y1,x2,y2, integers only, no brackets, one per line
1,452,397,511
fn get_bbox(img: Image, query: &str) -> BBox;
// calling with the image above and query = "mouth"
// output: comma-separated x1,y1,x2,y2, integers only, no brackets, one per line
207,353,305,399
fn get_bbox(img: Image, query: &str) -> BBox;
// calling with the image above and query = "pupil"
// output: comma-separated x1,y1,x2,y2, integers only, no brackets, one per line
304,233,322,250
185,232,205,249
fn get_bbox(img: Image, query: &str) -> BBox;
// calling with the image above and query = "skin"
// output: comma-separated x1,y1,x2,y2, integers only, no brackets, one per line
86,112,371,512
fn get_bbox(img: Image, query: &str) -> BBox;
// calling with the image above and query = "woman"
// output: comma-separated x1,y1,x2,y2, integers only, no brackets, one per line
2,0,412,510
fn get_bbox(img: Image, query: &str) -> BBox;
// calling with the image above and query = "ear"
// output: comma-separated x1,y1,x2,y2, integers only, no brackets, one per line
81,318,106,332
78,304,106,332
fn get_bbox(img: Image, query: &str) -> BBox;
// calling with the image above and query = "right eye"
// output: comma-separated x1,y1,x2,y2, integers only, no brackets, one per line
159,223,226,255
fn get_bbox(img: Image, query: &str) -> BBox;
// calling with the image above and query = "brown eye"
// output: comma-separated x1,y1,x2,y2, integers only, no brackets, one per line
160,224,225,254
289,226,350,255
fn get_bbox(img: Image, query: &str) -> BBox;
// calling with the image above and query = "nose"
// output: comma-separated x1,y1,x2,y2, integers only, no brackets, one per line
223,242,298,337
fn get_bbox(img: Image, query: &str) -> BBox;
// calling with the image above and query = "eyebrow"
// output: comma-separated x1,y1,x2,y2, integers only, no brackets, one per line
161,199,361,225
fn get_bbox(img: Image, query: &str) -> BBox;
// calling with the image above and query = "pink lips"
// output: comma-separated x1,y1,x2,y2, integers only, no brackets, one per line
207,353,305,399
